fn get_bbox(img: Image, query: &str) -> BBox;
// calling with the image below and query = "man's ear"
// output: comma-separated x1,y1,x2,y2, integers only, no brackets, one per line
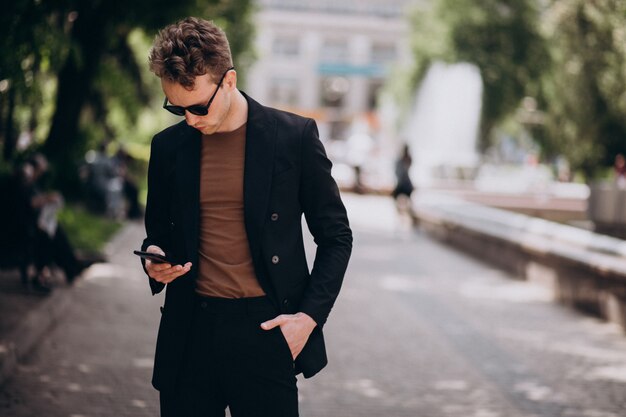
225,70,237,90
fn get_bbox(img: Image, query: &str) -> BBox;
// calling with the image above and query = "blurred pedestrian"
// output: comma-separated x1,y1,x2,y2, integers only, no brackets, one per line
112,147,141,219
84,143,120,216
26,154,88,286
346,132,373,194
1,162,44,291
392,144,415,218
140,17,352,417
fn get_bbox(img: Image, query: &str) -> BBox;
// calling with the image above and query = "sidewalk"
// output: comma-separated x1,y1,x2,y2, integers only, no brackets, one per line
0,221,162,417
2,195,626,417
0,221,141,386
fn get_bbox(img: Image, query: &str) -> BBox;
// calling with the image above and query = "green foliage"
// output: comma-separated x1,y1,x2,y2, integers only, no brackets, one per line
407,0,548,150
540,0,626,179
0,0,70,159
1,0,255,196
58,205,122,252
403,0,626,179
212,0,258,82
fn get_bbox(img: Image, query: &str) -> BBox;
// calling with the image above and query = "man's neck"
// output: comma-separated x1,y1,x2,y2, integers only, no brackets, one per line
217,89,248,133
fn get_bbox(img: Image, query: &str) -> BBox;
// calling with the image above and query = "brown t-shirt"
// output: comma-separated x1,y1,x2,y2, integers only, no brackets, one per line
195,123,265,298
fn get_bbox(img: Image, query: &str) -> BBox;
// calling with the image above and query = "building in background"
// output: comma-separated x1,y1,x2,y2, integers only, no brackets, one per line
246,0,414,144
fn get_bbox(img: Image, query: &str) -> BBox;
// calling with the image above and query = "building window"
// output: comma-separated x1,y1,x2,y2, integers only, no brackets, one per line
259,0,407,18
268,78,299,107
321,39,349,64
272,37,300,58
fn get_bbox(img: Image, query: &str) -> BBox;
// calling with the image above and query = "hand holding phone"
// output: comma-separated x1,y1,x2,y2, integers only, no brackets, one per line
136,246,192,284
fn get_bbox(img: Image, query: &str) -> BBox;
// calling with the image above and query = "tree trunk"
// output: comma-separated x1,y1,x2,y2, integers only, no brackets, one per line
0,93,5,160
478,117,493,154
3,86,16,162
43,4,108,193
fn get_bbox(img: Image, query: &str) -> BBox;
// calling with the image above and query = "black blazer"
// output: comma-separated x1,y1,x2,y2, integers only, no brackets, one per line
141,92,352,391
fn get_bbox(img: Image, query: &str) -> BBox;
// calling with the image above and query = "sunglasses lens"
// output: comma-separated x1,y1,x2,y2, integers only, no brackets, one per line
165,106,186,116
187,106,209,116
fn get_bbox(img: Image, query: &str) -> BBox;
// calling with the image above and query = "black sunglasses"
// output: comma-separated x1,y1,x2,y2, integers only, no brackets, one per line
163,67,235,116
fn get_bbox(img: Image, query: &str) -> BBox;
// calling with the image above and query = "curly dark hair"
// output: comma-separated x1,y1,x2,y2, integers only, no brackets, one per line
149,17,233,88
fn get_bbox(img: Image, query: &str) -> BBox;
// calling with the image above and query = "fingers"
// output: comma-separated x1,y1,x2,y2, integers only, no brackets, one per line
150,265,189,284
260,315,288,330
265,317,299,359
261,313,317,359
148,261,192,284
146,245,165,256
144,245,191,284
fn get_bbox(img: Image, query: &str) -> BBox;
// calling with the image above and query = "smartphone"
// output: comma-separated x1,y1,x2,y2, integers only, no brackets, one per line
133,250,175,264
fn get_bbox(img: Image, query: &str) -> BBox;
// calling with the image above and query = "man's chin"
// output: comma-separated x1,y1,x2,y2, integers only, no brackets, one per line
193,125,217,135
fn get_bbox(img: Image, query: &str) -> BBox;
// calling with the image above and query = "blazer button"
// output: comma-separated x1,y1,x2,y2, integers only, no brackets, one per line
271,213,279,221
283,298,289,306
271,255,280,264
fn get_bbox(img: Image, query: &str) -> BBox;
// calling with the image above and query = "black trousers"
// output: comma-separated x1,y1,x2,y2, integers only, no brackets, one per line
160,295,299,417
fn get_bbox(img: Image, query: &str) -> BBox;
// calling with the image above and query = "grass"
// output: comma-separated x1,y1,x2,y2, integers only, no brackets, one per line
58,205,124,253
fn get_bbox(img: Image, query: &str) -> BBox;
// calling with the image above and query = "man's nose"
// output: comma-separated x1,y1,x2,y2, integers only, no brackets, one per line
184,111,199,125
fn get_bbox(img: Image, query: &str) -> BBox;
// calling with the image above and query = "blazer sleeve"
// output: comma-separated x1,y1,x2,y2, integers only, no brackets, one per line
298,118,353,327
141,134,171,295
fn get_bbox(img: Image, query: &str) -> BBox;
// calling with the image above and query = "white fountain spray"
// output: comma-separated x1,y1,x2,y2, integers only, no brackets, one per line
403,61,483,186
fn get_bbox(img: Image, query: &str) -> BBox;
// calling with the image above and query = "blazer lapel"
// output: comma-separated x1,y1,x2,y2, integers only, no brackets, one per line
242,92,276,260
175,124,202,262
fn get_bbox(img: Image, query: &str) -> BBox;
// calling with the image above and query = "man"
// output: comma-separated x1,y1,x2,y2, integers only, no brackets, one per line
140,17,352,417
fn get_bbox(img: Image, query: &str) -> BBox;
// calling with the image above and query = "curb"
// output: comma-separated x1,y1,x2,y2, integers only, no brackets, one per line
0,284,73,386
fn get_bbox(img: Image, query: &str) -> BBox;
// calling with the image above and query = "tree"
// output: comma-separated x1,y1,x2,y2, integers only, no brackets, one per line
0,0,69,162
1,0,254,193
403,0,626,178
44,0,254,193
407,0,548,150
540,0,626,179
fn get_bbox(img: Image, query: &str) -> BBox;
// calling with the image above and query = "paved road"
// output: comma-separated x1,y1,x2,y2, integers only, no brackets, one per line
1,194,626,417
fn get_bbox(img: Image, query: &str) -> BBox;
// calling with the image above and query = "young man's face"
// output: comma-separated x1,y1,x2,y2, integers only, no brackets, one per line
161,72,233,135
